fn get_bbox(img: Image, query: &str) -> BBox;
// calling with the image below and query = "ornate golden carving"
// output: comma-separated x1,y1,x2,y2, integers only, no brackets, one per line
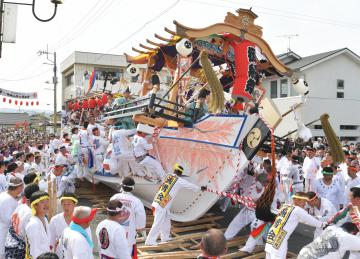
224,8,263,37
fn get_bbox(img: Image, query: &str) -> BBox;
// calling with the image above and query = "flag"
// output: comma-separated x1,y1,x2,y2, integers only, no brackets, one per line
87,70,96,94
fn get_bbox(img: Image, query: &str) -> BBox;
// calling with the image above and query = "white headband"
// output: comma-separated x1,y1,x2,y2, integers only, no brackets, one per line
106,206,125,213
8,181,23,187
122,184,134,189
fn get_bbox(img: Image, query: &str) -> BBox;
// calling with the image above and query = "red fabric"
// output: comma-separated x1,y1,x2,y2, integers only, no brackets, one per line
250,223,267,238
72,208,97,224
101,93,108,105
232,102,244,113
229,39,256,99
132,244,138,259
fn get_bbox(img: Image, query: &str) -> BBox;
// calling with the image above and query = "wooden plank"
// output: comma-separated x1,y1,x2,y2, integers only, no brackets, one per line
138,242,192,252
173,216,224,227
172,223,217,233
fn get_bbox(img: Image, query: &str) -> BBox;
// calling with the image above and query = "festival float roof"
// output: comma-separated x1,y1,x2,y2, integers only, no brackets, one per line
125,8,293,77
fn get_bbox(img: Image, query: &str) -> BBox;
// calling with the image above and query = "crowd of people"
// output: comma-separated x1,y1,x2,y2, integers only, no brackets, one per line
0,87,359,259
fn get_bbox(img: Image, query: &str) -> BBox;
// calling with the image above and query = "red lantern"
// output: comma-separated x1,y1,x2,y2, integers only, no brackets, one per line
89,98,96,109
96,97,102,107
15,100,18,105
31,101,34,106
74,101,80,110
68,101,73,110
8,99,12,104
101,93,108,105
26,102,29,106
2,98,6,102
20,101,23,106
82,99,89,109
36,101,39,106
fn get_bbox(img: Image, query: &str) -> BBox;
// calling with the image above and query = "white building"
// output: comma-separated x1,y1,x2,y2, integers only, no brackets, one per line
60,51,171,105
262,48,360,141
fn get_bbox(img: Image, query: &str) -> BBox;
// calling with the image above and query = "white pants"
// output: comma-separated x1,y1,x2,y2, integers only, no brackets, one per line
281,178,291,204
94,153,104,173
304,178,315,192
145,206,171,245
241,219,265,253
140,156,166,180
224,207,255,240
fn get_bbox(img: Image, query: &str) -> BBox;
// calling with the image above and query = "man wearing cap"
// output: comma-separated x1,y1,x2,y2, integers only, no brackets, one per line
61,206,97,259
224,173,268,240
303,146,319,192
265,192,323,259
110,177,146,257
49,193,78,254
145,163,202,246
305,191,337,238
0,177,24,259
108,121,138,177
96,200,132,259
5,184,39,258
25,191,51,258
132,127,165,180
314,167,344,209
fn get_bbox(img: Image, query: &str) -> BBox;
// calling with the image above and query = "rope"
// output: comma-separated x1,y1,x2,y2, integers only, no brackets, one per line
204,187,256,209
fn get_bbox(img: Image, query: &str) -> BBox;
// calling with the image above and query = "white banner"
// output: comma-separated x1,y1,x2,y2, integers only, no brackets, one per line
2,4,18,43
0,88,38,99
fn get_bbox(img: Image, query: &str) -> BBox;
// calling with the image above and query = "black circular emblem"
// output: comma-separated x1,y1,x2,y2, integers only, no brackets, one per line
99,228,110,249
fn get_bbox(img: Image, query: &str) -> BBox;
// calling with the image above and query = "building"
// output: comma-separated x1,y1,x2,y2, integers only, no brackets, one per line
60,51,171,105
262,48,360,141
0,112,31,128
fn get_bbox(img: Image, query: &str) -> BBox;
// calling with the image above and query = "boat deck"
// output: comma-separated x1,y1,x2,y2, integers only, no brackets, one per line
76,180,298,259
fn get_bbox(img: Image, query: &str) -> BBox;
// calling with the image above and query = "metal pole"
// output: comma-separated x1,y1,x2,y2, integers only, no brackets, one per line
53,52,57,134
0,0,4,58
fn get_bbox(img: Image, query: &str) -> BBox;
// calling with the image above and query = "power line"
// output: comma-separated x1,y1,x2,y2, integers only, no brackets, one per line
0,69,51,83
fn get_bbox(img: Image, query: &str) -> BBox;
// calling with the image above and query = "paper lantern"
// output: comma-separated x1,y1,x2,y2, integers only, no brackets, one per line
82,99,89,109
89,98,96,109
20,101,23,106
292,78,310,96
68,101,73,110
36,101,39,106
8,99,12,104
96,97,102,107
31,101,34,106
26,102,29,106
15,100,18,105
74,101,81,110
2,98,6,102
126,64,140,77
176,38,193,57
101,93,108,105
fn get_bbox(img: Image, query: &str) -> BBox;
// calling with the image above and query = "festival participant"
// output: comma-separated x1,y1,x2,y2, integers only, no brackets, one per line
78,121,93,179
132,127,165,180
197,229,227,259
265,192,323,259
92,127,109,175
0,177,24,259
5,162,18,182
25,191,51,258
87,115,105,137
0,161,7,192
37,252,59,259
286,155,303,194
303,146,319,192
58,146,76,167
298,222,360,259
278,153,295,203
109,121,138,177
24,153,35,175
110,177,146,256
314,167,344,209
49,193,78,256
5,184,39,258
305,191,337,238
96,200,131,259
184,89,210,122
224,173,268,240
32,154,46,176
145,164,202,246
345,166,360,202
61,206,97,259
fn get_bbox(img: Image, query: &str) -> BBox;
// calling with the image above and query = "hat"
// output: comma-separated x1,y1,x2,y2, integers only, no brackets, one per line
322,167,334,175
55,156,67,166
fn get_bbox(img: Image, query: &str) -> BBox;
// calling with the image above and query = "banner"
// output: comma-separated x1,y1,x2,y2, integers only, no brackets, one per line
3,4,18,43
0,88,38,99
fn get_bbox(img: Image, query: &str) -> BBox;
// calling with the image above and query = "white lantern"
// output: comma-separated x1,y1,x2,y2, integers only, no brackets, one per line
126,64,140,76
176,38,193,57
292,78,309,96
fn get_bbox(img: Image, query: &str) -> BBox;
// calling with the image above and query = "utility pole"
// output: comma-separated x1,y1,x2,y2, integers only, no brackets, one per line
39,46,57,134
0,0,4,58
277,34,299,52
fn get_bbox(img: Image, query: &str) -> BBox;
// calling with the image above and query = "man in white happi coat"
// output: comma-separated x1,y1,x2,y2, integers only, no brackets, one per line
78,121,94,179
0,177,24,259
305,191,337,238
265,192,323,259
25,191,51,258
303,146,319,192
60,206,97,259
5,184,39,258
91,127,109,175
110,177,146,257
145,164,202,245
224,173,268,240
96,200,132,259
87,115,105,137
49,193,79,256
109,122,138,177
132,129,165,180
345,166,360,203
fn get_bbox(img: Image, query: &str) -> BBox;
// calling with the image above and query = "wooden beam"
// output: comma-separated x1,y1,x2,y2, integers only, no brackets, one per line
164,27,176,35
155,33,172,42
139,43,157,51
146,39,163,47
132,47,146,54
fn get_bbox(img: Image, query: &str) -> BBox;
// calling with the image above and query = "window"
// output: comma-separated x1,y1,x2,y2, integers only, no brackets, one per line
340,125,358,130
65,73,74,86
270,81,277,98
337,79,344,89
337,92,344,98
280,79,288,97
314,125,323,130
